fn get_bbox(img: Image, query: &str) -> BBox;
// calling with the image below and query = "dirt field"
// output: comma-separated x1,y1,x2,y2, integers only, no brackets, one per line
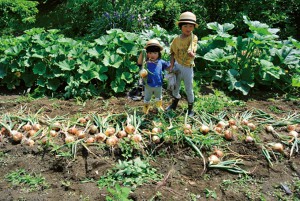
0,89,299,201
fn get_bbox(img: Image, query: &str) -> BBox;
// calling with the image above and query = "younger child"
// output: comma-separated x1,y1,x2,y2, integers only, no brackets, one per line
137,39,170,114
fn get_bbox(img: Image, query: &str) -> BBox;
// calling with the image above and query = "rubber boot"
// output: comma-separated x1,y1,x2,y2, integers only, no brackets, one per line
143,103,150,114
166,98,179,111
188,103,195,117
156,100,164,112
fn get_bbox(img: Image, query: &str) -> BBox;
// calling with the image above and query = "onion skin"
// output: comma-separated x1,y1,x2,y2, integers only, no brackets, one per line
95,133,107,142
184,124,192,130
241,119,249,126
208,154,220,165
200,125,210,135
288,130,298,138
106,136,119,147
216,121,226,128
248,123,256,131
228,119,236,126
265,125,274,133
65,135,75,144
32,123,42,131
68,126,78,135
49,130,58,137
117,130,127,138
22,123,32,131
78,117,87,124
132,134,142,142
52,122,61,131
224,130,233,141
287,124,296,132
11,130,23,142
245,136,254,143
213,148,224,158
272,143,284,153
77,130,86,139
184,129,192,135
27,129,36,138
86,137,95,144
125,125,135,134
214,127,223,134
152,135,160,143
105,127,116,136
89,125,98,134
152,127,162,134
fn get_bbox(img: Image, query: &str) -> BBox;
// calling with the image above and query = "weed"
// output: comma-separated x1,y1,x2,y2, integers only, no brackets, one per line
204,188,217,199
5,169,48,191
106,184,132,201
98,157,162,189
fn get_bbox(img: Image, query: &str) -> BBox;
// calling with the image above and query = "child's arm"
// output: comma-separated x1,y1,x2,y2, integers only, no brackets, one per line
188,35,198,58
137,52,143,66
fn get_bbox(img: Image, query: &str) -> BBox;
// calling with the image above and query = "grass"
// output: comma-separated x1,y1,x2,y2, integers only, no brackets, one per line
5,169,49,191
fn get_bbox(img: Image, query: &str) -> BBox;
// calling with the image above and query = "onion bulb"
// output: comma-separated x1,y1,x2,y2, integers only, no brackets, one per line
216,121,226,128
68,126,78,135
208,154,220,165
49,130,57,137
245,136,254,143
51,122,61,131
125,124,135,134
200,125,210,135
213,148,224,158
22,123,32,131
117,130,127,138
11,130,23,142
106,136,119,147
25,138,35,147
272,143,284,153
95,133,107,142
214,127,223,134
230,125,238,131
77,130,86,139
32,123,42,131
265,125,274,133
65,135,75,144
224,130,233,141
86,137,95,144
228,119,236,126
241,119,249,126
131,134,142,142
287,124,296,132
152,135,160,144
78,117,87,124
184,124,192,130
105,127,116,136
139,69,148,78
89,125,98,134
288,130,298,138
248,123,256,131
27,129,36,137
184,129,192,135
152,127,162,134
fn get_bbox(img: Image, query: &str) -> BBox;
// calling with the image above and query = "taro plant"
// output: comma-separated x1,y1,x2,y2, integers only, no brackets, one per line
198,16,300,95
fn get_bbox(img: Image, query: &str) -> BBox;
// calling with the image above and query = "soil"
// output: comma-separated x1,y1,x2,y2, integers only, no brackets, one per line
0,89,299,201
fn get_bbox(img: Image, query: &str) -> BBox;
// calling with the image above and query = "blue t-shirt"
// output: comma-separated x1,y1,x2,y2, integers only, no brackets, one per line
146,59,170,87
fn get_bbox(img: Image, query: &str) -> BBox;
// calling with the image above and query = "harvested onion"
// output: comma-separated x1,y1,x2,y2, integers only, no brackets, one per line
200,125,210,135
245,136,254,143
216,121,226,128
152,135,160,143
89,125,98,134
106,136,119,147
95,133,107,142
125,124,135,134
272,143,284,153
224,130,233,141
105,127,116,136
213,148,224,158
289,130,298,138
208,154,220,165
132,134,142,142
139,69,148,78
152,127,162,134
11,130,23,142
117,130,127,138
32,123,42,131
248,123,256,131
228,119,236,126
265,125,274,133
65,135,75,144
287,124,296,132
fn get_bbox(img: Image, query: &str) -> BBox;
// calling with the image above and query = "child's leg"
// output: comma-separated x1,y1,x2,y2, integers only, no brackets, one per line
143,85,152,114
182,67,194,103
153,87,164,111
172,63,182,99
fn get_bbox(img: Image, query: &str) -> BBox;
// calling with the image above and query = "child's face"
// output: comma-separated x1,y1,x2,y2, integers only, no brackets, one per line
147,52,159,61
181,24,195,36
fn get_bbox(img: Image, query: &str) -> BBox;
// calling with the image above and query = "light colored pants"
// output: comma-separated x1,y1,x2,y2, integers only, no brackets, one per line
144,85,162,103
172,62,194,103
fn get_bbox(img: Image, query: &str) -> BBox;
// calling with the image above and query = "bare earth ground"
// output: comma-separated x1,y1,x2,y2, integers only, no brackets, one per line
0,89,299,201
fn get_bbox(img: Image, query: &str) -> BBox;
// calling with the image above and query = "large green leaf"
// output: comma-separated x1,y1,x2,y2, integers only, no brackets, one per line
226,69,254,95
292,74,300,87
259,60,284,81
111,78,126,93
55,60,76,71
4,44,24,56
87,46,105,57
0,64,7,78
95,35,114,46
33,61,46,75
203,48,235,62
121,72,133,83
47,78,61,91
103,52,123,68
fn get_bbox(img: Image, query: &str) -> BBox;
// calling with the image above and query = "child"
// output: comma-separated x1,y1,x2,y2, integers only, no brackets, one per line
137,39,170,114
166,11,198,117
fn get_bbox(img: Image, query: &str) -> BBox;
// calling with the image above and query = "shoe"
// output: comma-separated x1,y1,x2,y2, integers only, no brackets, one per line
143,103,150,114
156,100,164,111
166,98,179,111
188,103,194,117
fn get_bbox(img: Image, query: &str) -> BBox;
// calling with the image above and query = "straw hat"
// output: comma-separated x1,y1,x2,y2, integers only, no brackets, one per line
144,39,163,51
176,11,198,28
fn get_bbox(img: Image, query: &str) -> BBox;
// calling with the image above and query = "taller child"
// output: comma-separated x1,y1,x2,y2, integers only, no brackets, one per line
167,11,198,117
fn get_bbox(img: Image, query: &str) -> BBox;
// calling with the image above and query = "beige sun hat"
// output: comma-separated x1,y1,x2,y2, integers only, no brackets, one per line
176,11,198,28
144,39,163,51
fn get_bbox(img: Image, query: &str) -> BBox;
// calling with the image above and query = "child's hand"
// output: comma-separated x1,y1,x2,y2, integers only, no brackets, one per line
187,50,195,58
